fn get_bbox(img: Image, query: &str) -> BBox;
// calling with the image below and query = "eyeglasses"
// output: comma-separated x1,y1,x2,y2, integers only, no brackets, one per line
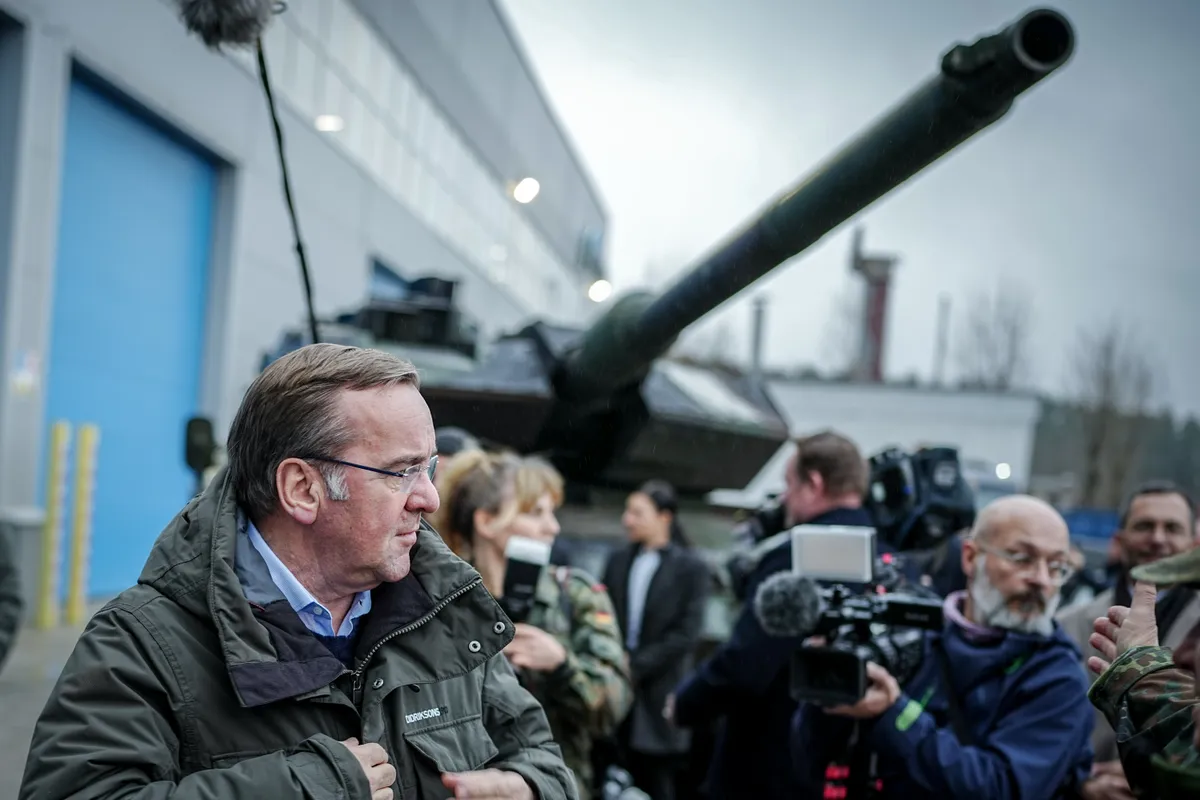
977,544,1075,585
305,454,437,494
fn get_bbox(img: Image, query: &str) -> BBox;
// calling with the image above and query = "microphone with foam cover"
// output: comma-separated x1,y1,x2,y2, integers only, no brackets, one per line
753,571,824,638
175,0,280,50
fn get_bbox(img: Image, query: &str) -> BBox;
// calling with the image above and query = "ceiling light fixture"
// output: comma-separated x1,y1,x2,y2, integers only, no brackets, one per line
588,279,613,303
512,177,540,204
315,114,345,133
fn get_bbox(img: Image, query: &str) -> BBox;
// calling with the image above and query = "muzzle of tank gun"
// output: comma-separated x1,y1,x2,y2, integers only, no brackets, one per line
939,8,1075,119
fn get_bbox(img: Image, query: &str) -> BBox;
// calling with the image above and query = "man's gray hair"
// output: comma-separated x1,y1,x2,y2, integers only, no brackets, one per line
227,343,421,523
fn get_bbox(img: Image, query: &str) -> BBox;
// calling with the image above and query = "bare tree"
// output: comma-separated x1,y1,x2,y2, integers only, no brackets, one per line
818,284,862,378
1069,319,1158,507
954,278,1034,390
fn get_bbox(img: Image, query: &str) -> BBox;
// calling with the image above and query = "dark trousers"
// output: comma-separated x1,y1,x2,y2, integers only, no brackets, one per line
624,749,679,800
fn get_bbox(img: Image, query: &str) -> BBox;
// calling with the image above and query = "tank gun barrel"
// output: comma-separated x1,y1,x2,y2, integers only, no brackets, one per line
557,8,1074,404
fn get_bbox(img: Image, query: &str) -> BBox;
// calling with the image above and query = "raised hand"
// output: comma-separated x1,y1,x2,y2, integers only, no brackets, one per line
1088,581,1160,676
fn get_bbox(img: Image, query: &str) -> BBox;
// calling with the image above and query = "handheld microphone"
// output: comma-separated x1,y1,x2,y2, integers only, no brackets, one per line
174,0,281,50
500,536,552,624
753,571,824,638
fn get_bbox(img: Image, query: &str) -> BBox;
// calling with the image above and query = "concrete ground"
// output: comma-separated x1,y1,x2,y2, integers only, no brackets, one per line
0,616,93,800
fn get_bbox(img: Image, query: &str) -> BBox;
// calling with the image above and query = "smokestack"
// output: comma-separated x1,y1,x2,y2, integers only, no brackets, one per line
933,294,951,386
750,295,767,383
849,227,899,383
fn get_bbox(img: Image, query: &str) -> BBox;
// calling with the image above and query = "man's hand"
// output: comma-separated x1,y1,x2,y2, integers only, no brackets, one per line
663,692,675,722
441,769,535,799
824,662,900,720
1079,760,1135,800
340,738,396,800
505,623,567,673
1088,581,1160,676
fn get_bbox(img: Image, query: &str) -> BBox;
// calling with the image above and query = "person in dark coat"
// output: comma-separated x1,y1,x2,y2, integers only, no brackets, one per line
603,480,711,800
671,431,880,799
0,526,21,672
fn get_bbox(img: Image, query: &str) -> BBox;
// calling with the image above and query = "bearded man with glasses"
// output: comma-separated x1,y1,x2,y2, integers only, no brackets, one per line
790,494,1096,799
19,343,575,800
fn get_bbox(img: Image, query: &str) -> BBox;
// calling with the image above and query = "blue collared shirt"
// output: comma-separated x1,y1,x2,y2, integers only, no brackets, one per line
247,522,372,638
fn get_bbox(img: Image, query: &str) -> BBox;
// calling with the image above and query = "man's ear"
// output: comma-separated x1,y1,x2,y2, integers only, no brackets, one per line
806,470,825,496
961,537,978,581
277,458,322,525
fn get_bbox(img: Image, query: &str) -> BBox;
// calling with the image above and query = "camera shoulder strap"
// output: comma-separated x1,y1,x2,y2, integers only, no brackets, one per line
933,640,975,746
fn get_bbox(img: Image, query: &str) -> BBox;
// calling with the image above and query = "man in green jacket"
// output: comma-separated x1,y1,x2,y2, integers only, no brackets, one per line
19,343,577,800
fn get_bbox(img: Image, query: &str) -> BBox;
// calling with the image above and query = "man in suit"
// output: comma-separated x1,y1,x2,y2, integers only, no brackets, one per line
1057,480,1200,800
671,431,878,799
603,481,711,800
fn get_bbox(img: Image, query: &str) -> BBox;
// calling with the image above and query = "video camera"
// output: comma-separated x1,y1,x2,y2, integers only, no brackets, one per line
726,445,976,600
754,525,943,707
864,445,976,552
726,495,789,601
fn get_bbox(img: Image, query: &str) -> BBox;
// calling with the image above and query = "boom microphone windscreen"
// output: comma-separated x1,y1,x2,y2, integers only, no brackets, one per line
175,0,278,50
753,570,824,638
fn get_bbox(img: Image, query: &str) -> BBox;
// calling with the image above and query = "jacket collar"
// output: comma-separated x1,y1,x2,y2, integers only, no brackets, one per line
137,467,512,707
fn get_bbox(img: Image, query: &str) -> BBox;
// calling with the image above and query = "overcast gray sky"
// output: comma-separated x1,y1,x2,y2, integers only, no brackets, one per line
501,0,1200,416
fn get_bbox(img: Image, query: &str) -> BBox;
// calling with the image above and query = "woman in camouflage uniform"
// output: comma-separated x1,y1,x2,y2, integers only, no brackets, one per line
430,450,633,799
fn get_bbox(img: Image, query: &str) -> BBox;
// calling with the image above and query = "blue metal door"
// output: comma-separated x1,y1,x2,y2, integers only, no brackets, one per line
43,76,216,598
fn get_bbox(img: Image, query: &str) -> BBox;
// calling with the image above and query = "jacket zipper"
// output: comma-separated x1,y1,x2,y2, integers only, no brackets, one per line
352,577,482,706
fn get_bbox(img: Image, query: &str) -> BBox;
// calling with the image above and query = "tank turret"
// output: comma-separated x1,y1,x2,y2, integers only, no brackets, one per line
418,8,1075,496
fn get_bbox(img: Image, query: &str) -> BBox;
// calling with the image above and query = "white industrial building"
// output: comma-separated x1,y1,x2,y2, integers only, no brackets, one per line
0,0,608,597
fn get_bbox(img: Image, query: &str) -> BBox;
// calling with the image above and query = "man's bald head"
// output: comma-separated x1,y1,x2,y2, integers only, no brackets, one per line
962,494,1072,636
970,495,1070,549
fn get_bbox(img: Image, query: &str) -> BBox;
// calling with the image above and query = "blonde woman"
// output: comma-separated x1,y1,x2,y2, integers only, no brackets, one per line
431,451,633,799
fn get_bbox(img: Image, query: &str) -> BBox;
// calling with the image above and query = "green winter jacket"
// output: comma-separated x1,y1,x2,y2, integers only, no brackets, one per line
18,468,576,800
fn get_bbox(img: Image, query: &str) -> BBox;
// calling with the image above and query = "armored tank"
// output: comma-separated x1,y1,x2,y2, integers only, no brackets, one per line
249,7,1075,638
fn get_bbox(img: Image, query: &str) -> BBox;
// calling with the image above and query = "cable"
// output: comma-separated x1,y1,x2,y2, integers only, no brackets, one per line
254,30,320,345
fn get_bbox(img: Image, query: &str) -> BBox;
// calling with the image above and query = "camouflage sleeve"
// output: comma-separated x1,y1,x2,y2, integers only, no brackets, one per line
1088,644,1199,793
544,570,633,738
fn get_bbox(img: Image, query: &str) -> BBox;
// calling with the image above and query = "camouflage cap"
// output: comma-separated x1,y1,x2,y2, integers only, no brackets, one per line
1130,546,1200,585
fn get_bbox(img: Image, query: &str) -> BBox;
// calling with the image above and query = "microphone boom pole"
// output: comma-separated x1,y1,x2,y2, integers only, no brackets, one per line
175,0,321,345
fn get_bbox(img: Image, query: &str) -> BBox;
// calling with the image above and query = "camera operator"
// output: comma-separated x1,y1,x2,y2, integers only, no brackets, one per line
671,431,882,799
790,495,1095,799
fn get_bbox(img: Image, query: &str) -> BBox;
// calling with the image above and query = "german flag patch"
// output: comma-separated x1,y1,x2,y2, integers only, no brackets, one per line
592,611,614,626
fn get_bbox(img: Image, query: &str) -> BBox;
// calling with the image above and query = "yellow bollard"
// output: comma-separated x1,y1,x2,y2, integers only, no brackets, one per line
65,424,100,626
36,421,72,630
